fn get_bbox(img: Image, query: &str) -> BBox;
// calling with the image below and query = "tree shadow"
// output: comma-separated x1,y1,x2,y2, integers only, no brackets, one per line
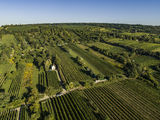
22,87,32,103
36,84,46,93
0,89,5,93
79,81,85,86
10,96,16,102
38,110,50,120
80,68,96,78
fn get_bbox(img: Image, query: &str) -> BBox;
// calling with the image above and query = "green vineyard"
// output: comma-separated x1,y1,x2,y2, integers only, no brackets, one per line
84,82,160,120
19,105,30,120
8,74,23,97
1,23,160,120
0,74,6,88
38,71,61,93
0,109,18,120
40,92,98,120
53,47,92,83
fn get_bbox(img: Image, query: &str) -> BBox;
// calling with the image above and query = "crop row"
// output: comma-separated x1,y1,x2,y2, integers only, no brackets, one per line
19,105,30,120
84,86,144,120
40,92,97,120
38,72,48,92
8,73,23,97
38,71,61,92
46,71,60,89
53,47,91,83
0,74,6,88
107,82,160,120
0,65,12,88
0,109,18,120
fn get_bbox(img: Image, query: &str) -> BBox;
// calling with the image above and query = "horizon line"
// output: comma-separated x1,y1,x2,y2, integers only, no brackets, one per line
1,22,160,27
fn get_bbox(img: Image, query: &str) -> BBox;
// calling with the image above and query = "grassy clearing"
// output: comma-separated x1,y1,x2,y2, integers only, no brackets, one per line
0,64,11,74
121,32,150,36
108,38,160,52
6,25,39,32
32,66,39,88
133,55,160,67
77,44,123,68
69,44,122,77
0,34,16,47
69,47,101,75
1,79,12,94
87,42,128,54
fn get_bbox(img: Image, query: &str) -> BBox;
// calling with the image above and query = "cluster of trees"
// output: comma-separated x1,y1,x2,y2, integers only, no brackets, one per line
123,59,140,78
152,64,160,72
22,87,41,120
86,23,160,34
140,69,159,88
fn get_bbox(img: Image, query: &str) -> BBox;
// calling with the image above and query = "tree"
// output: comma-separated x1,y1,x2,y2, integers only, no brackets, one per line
66,82,74,90
96,74,105,80
45,59,52,71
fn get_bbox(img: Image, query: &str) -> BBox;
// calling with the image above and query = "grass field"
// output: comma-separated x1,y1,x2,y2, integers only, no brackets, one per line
107,38,160,52
87,42,128,54
0,64,11,74
69,44,122,77
77,44,123,68
133,55,160,67
68,47,102,75
0,34,17,47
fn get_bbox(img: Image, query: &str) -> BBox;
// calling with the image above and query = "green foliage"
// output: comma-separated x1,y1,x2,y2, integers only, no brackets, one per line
40,92,98,120
70,44,121,77
44,59,52,71
1,23,160,119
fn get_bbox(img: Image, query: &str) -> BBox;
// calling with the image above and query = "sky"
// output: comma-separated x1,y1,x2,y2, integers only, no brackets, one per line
0,0,160,26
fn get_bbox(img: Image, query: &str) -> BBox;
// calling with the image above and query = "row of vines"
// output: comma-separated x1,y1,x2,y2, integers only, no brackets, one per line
84,82,160,120
0,109,18,120
40,92,97,120
53,47,92,83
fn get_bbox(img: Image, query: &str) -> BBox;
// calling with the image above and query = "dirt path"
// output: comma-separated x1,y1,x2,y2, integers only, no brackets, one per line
15,107,20,120
55,69,66,91
94,79,107,84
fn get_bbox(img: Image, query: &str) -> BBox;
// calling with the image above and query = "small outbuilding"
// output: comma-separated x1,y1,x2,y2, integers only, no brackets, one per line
51,64,56,71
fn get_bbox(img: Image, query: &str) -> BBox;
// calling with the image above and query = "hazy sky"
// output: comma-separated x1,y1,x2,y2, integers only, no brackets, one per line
0,0,160,26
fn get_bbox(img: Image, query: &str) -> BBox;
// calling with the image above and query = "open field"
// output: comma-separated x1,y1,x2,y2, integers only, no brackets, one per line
69,44,122,77
133,55,160,67
77,44,123,68
107,38,160,52
87,42,128,54
0,34,17,47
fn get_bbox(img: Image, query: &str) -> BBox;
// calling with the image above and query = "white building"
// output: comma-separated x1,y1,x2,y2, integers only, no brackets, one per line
51,64,56,71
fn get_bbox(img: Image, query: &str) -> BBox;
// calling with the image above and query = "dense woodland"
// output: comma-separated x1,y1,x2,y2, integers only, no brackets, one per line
0,23,160,120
